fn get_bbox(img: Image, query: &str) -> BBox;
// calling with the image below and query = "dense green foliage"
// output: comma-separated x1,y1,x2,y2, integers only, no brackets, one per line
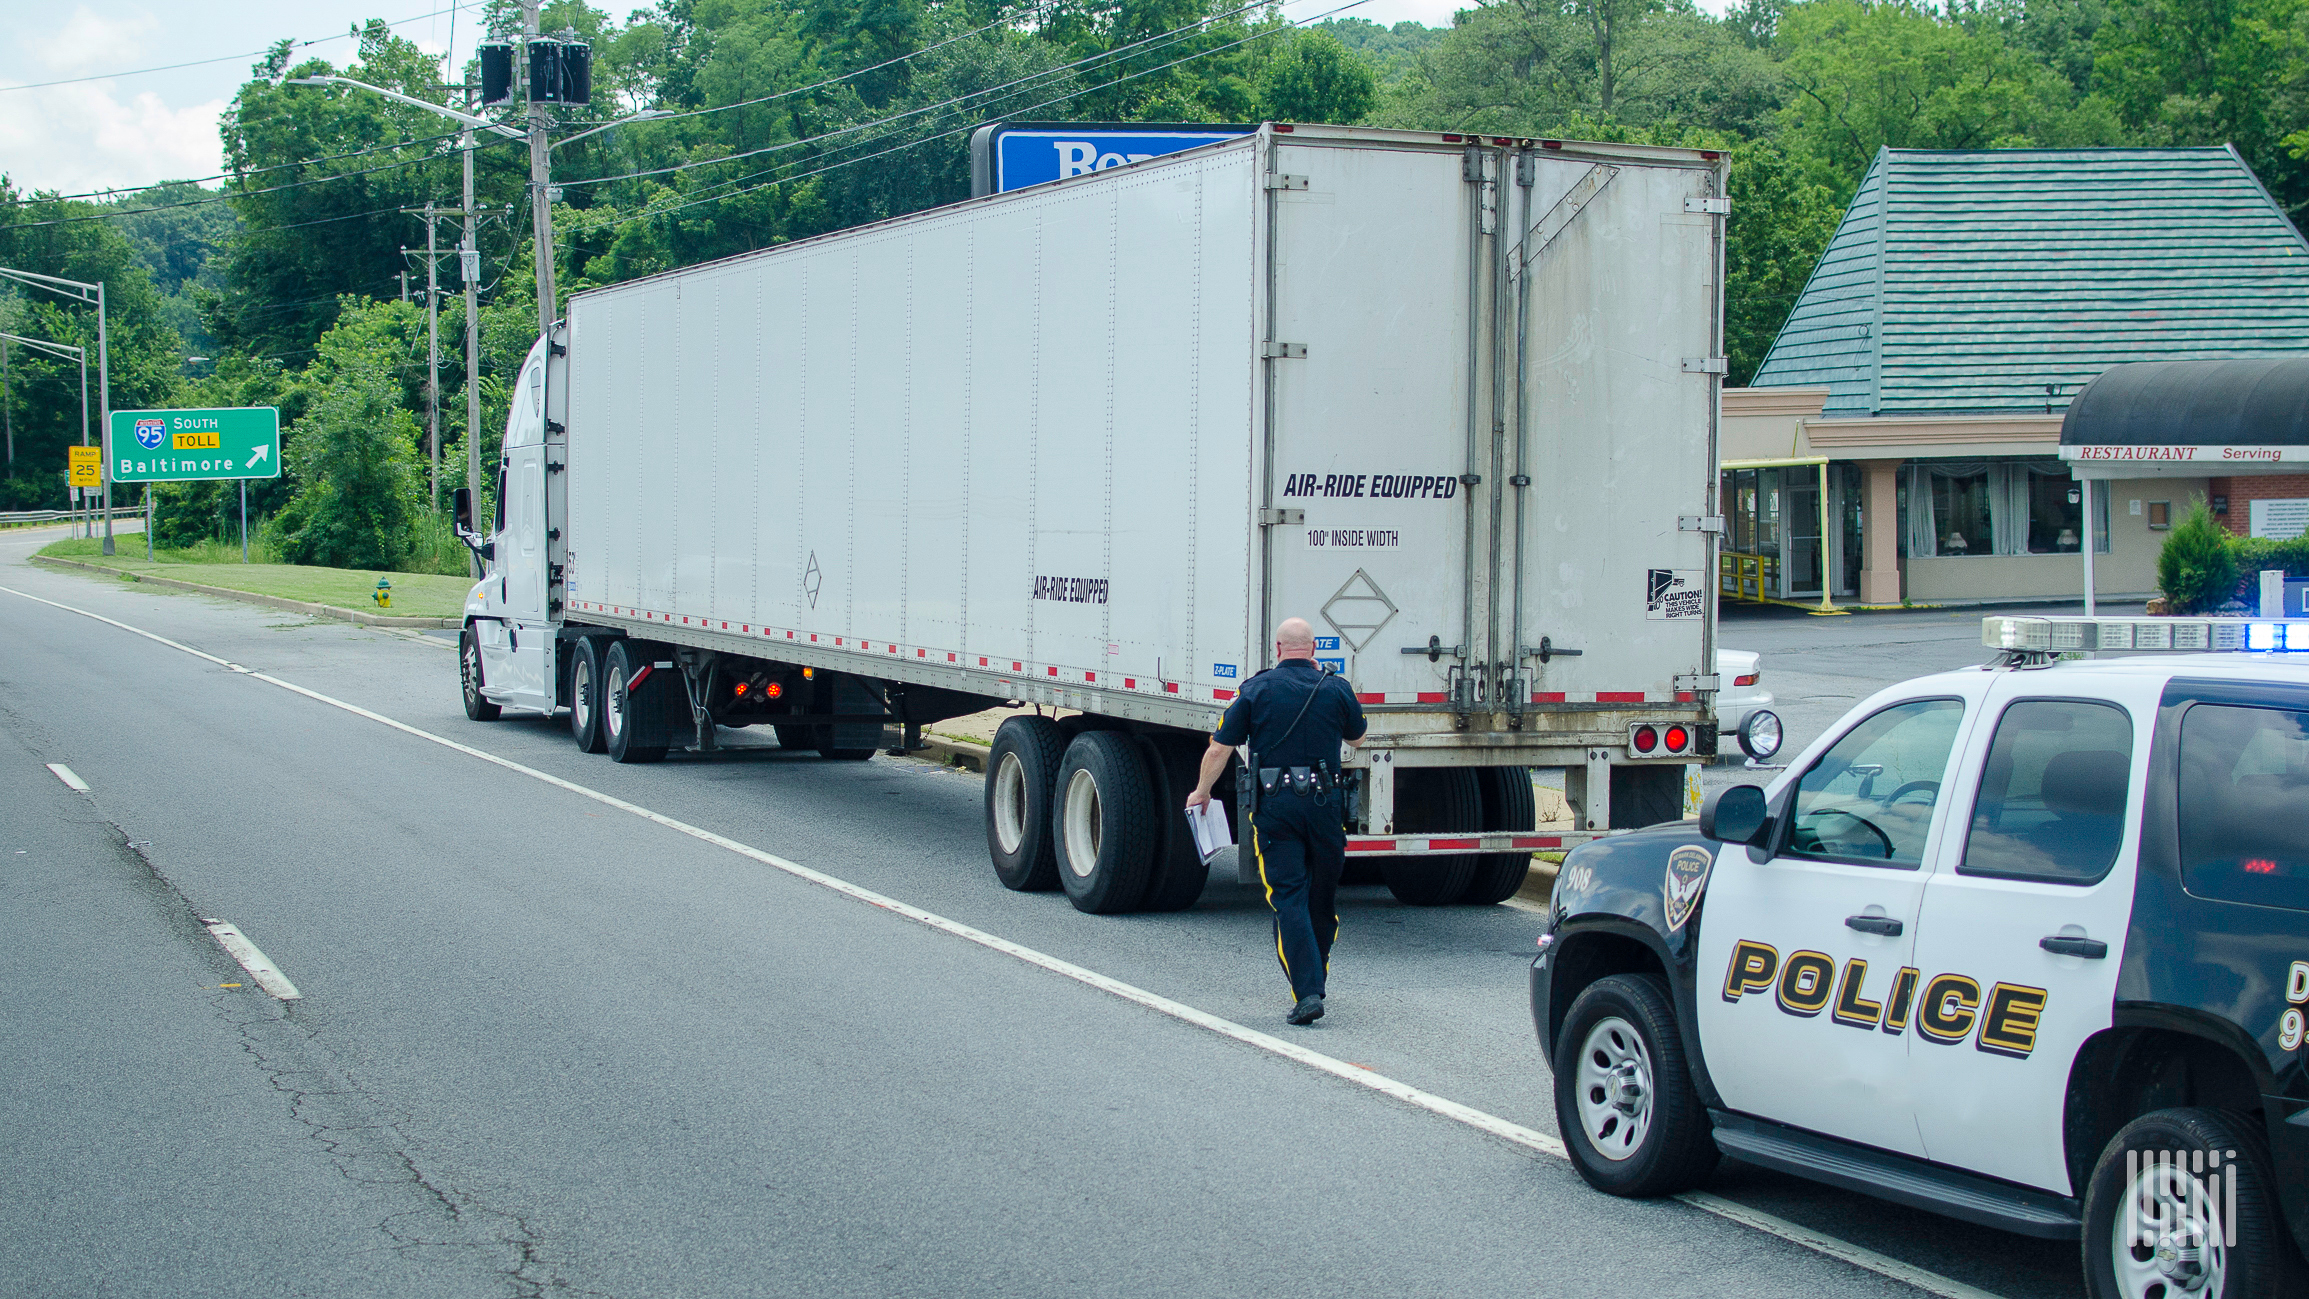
2157,501,2243,614
6,0,2309,569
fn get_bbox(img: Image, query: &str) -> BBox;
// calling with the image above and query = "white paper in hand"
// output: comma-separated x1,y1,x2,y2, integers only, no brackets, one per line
1187,798,1233,863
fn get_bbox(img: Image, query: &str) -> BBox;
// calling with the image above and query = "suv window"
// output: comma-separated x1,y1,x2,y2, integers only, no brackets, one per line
2180,703,2309,912
1959,700,2133,884
1785,698,1964,868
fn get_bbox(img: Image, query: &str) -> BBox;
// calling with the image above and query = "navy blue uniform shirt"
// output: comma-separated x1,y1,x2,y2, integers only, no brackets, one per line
1213,658,1367,767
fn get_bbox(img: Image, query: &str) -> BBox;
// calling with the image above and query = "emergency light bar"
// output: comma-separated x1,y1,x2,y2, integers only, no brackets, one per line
1981,615,2309,653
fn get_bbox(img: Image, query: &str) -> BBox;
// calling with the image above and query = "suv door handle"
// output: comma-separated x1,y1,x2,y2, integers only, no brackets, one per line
2039,935,2109,960
1844,914,1903,937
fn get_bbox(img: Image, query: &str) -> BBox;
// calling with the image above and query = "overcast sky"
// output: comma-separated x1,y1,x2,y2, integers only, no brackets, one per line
0,0,1735,198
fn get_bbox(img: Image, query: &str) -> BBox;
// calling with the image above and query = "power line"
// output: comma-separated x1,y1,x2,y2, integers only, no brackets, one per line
40,128,472,203
563,0,1289,196
625,0,1368,227
0,1,486,93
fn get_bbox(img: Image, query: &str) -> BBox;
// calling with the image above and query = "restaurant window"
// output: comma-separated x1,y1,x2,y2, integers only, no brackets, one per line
1908,459,2109,558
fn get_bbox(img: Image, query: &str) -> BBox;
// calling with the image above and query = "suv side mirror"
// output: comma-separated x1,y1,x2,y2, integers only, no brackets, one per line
452,487,474,532
1701,784,1769,846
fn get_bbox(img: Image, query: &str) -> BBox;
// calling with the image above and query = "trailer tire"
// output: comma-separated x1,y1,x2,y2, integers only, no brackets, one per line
459,625,501,721
603,640,668,764
816,740,876,762
986,717,1067,891
1382,767,1481,905
568,639,606,753
774,724,812,752
1463,767,1538,905
1054,731,1159,914
1135,734,1212,912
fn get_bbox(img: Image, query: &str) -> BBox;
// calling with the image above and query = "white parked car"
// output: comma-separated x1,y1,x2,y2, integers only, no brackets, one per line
1716,648,1779,762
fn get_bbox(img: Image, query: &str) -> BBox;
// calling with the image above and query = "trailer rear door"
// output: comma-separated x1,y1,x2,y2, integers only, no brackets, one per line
1262,138,1478,705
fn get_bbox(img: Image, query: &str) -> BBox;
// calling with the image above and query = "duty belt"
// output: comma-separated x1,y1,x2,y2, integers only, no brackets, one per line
1258,762,1337,802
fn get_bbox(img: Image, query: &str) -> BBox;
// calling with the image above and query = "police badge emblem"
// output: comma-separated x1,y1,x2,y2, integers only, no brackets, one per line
1664,844,1714,932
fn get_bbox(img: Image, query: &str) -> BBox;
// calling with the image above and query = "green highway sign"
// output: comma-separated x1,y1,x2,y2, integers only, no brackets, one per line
109,407,280,483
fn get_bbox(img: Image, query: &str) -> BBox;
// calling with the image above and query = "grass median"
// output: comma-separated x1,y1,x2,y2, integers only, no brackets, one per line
36,537,473,620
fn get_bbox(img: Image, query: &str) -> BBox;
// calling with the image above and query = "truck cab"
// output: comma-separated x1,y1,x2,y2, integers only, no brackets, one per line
460,334,566,720
1534,618,2309,1297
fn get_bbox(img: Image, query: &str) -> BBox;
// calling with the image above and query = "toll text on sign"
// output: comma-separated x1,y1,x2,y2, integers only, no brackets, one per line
1281,472,1458,500
1305,528,1402,549
1033,576,1109,604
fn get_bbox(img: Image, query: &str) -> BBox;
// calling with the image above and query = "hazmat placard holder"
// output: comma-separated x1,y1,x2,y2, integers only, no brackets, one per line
108,407,280,483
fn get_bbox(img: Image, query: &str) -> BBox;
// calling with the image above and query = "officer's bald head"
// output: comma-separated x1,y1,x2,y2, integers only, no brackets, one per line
1275,618,1316,659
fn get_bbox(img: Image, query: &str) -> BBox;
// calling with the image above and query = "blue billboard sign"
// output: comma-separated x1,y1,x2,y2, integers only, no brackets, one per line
970,122,1255,197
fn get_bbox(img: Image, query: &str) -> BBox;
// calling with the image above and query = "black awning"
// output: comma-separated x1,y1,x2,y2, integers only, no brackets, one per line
2062,358,2309,447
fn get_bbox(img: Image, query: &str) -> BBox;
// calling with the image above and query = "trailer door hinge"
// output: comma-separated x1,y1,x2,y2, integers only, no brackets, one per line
1261,341,1307,359
1685,196,1732,215
1679,514,1725,534
1675,673,1722,693
1258,507,1305,526
546,460,565,473
546,419,566,436
1264,174,1308,191
1682,357,1728,375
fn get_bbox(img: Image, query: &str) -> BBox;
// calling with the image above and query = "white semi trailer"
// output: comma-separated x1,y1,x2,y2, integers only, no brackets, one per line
455,124,1727,913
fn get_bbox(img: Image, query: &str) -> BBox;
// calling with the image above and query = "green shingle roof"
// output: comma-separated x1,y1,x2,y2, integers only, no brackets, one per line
1748,147,2309,417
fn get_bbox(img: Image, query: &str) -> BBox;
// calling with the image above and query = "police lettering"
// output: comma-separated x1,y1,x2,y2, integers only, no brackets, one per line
1723,937,2047,1058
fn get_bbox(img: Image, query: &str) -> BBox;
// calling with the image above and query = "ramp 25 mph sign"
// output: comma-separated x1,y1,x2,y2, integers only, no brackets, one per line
109,407,279,482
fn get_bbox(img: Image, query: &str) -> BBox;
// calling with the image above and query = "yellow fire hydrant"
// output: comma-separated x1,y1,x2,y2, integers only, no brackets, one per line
373,577,392,609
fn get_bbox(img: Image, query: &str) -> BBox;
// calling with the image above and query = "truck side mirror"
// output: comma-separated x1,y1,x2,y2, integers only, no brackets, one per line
452,487,474,533
1701,784,1769,846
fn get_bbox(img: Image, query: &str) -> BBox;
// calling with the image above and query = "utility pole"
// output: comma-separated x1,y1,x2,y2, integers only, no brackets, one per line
426,204,441,509
524,0,557,342
463,89,484,569
2,335,11,470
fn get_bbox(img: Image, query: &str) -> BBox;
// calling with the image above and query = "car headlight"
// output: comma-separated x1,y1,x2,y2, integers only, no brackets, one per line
1737,708,1782,761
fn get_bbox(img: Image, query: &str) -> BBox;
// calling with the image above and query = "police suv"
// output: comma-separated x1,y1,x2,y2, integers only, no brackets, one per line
1532,615,2309,1298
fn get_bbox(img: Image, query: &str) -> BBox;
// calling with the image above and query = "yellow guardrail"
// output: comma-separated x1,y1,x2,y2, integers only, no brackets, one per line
1720,551,1777,603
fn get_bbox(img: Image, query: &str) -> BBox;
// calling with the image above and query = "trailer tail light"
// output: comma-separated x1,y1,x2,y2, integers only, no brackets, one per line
1664,725,1690,754
763,681,782,699
1629,722,1693,757
734,682,748,697
1632,725,1658,754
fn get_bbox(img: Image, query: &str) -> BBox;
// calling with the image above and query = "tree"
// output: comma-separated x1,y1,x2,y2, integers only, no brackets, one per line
1255,31,1379,124
264,298,427,569
1725,140,1842,385
2095,0,2309,218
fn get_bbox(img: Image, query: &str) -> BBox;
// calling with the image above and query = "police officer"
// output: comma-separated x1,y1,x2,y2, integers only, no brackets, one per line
1186,617,1367,1025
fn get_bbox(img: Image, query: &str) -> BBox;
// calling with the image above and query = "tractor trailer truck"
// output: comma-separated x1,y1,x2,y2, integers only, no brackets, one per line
456,123,1727,914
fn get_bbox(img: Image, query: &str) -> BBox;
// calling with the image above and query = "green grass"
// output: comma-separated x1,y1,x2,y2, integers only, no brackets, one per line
37,536,474,619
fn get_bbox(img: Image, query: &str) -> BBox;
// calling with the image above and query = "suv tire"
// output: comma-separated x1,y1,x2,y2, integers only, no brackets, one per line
2083,1107,2301,1299
1553,972,1719,1197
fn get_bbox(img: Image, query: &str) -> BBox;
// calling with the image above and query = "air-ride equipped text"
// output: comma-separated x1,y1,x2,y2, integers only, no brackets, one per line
1281,472,1459,500
1032,575,1109,604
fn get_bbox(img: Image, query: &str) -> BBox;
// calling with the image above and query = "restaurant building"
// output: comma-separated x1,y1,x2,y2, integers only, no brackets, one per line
1724,146,2309,606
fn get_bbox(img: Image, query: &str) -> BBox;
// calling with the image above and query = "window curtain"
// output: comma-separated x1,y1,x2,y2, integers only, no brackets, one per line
1907,464,1937,558
1909,460,2049,558
1992,464,2033,556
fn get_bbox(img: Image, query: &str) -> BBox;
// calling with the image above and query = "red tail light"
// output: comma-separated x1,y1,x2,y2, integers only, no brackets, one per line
1632,725,1659,753
1664,725,1691,753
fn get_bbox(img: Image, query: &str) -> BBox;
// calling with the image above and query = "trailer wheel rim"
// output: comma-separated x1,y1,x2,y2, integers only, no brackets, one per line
2111,1156,2228,1298
1573,1015,1654,1162
605,664,627,740
1063,768,1103,878
992,752,1029,855
572,656,594,733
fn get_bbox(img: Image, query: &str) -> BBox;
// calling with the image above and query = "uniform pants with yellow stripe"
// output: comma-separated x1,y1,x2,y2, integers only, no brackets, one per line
1249,794,1345,1002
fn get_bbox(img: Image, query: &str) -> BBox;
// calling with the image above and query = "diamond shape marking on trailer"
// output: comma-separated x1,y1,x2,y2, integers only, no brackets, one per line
1321,569,1398,651
803,552,823,608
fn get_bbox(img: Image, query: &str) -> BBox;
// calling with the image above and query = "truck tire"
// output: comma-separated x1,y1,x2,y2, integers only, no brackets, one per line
459,625,501,721
2082,1108,2300,1299
602,639,668,764
1610,764,1686,829
1135,735,1212,912
774,724,812,752
1382,767,1481,905
1553,973,1719,1198
1054,731,1159,914
816,740,877,761
568,638,606,753
1464,767,1538,905
986,717,1066,891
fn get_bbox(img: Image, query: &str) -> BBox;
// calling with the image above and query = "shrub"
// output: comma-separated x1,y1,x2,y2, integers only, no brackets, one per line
2156,500,2240,614
265,364,424,571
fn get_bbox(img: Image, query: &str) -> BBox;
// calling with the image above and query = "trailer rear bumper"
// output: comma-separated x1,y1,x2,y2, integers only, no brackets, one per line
1345,831,1616,856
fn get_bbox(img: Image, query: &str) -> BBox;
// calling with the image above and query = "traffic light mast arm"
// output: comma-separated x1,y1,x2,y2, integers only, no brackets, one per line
282,76,526,139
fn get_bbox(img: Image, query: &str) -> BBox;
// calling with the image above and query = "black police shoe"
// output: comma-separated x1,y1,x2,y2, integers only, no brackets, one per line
1287,995,1325,1026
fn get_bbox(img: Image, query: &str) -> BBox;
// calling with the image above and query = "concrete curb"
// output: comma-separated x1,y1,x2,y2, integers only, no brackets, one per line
30,554,461,630
914,735,991,772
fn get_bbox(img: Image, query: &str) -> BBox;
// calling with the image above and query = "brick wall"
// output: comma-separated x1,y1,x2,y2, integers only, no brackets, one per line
2208,474,2309,536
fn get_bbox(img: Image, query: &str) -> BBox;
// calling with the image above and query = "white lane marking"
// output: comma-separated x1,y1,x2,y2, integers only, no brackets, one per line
0,582,2006,1299
46,763,90,792
200,920,303,1000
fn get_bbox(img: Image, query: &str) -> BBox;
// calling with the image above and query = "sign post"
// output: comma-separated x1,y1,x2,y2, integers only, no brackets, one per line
67,447,99,540
107,407,281,561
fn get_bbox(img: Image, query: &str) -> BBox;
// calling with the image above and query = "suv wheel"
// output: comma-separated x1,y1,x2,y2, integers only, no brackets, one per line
2083,1108,2301,1299
1552,973,1718,1197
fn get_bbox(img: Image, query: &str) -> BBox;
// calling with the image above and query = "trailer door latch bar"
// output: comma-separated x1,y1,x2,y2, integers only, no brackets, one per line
1402,636,1464,662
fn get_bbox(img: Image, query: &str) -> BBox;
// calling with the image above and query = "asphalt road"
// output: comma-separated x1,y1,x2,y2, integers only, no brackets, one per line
1,530,2090,1299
